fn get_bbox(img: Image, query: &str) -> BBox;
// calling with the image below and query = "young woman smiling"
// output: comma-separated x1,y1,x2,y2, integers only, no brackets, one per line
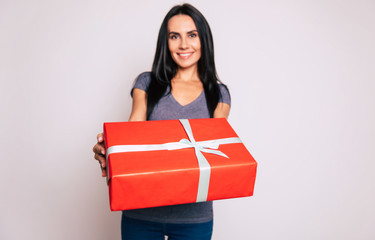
93,4,231,240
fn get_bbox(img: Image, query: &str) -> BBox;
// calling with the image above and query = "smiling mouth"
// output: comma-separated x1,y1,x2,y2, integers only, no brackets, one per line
177,52,193,59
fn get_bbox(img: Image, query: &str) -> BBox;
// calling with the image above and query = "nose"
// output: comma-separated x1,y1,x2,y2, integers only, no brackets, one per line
179,36,188,49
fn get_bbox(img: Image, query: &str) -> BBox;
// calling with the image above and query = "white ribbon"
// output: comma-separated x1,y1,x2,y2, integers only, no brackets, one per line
106,119,242,202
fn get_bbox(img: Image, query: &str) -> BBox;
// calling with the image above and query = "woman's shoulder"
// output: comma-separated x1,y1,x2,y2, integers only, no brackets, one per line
218,82,230,96
131,72,152,95
218,82,231,105
218,82,229,92
136,71,152,82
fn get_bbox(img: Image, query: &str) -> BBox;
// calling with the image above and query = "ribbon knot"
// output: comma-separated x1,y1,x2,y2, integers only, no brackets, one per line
178,138,229,159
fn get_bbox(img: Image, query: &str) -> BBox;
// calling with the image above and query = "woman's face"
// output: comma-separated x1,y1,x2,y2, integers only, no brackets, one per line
167,14,201,70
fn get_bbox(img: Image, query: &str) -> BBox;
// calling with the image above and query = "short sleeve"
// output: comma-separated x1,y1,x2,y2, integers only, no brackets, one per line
219,84,231,106
130,72,152,97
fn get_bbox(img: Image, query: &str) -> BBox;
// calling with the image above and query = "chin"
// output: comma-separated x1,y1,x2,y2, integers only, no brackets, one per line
174,60,199,70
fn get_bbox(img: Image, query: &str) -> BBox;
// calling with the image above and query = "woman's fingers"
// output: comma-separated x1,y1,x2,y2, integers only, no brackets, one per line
101,167,107,177
97,133,104,143
94,151,107,178
93,132,107,177
93,143,105,156
95,153,106,166
100,161,107,177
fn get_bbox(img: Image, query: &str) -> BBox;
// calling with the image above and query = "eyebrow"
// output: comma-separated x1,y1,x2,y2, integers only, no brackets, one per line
168,30,198,35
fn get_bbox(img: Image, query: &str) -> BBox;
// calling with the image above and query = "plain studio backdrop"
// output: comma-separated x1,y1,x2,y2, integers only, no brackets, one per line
1,0,374,239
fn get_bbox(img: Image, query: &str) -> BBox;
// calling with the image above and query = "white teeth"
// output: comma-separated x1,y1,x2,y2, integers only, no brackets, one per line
179,53,192,57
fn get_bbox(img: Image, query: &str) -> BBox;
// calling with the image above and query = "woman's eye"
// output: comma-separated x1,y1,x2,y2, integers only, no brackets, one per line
170,35,179,40
189,33,197,38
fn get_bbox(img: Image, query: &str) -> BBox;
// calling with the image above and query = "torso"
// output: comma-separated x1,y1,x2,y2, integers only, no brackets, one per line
125,71,231,223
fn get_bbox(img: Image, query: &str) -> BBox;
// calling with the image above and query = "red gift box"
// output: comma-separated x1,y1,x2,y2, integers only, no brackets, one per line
104,118,257,211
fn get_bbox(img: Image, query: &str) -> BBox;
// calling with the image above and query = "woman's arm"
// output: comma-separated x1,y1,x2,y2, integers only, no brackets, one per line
128,88,147,121
93,88,148,177
213,102,230,119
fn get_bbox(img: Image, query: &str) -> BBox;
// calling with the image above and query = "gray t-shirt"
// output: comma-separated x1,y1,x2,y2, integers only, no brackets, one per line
123,72,231,224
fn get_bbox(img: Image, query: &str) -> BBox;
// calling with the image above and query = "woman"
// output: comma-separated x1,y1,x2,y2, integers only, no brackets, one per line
93,4,230,240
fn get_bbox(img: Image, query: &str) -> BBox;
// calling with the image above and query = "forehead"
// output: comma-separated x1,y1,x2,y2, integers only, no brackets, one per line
167,14,197,32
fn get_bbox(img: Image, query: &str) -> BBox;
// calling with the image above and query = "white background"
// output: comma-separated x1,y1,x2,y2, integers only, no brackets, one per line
1,0,374,239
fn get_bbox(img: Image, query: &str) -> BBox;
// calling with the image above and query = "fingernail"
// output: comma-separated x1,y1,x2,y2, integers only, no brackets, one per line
98,136,103,141
101,149,105,155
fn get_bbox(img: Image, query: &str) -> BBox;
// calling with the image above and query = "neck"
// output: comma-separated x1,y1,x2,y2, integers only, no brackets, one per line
175,65,199,82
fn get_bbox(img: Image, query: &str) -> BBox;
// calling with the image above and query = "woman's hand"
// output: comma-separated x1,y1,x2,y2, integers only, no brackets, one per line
93,133,107,177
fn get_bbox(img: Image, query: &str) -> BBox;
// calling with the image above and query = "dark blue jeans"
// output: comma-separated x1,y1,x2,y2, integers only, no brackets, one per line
121,214,213,240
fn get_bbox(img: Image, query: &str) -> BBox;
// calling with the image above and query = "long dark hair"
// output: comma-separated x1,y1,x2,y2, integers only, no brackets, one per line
147,3,225,119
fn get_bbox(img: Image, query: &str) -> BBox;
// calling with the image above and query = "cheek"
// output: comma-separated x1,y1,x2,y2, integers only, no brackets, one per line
168,40,179,52
194,43,201,54
168,41,174,53
168,42,172,52
194,39,201,51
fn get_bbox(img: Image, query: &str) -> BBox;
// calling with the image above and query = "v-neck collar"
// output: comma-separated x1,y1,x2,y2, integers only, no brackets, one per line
169,90,204,108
